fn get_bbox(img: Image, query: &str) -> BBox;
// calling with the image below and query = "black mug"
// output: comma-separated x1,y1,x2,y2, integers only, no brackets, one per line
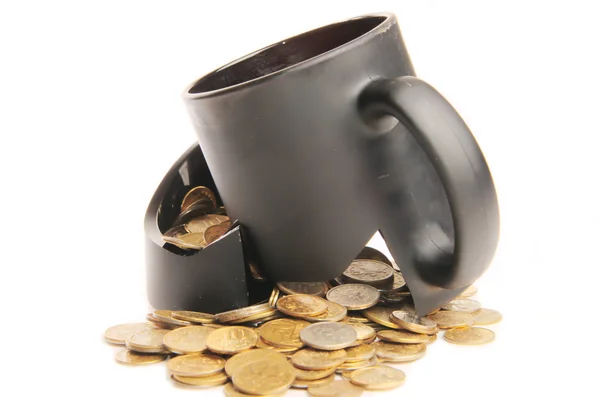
183,13,499,314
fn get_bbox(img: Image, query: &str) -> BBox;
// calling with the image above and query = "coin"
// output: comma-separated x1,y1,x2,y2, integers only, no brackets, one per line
171,311,216,324
104,323,154,345
427,311,475,329
145,313,177,329
337,356,378,370
268,287,280,307
303,301,347,323
125,328,170,353
300,322,357,350
206,326,258,354
444,327,495,345
276,295,329,317
175,198,217,226
307,380,364,397
372,341,426,362
348,322,376,341
442,299,481,313
163,326,213,354
217,303,273,323
326,284,380,310
171,372,228,387
377,329,430,344
350,365,405,390
345,314,369,323
362,304,404,329
114,349,166,365
153,310,192,327
292,374,335,389
276,282,328,297
204,223,231,245
294,366,337,381
457,284,478,298
380,290,411,304
226,349,288,377
390,271,406,290
167,353,226,377
257,337,300,353
186,214,230,234
232,358,295,395
342,259,394,289
259,318,310,348
390,310,439,334
355,246,393,266
291,349,348,370
181,186,217,212
425,334,437,344
228,309,279,325
345,344,376,362
223,383,284,397
473,308,502,325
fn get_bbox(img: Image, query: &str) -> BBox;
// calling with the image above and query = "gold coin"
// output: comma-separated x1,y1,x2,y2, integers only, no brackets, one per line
259,318,310,348
338,371,353,380
227,309,279,325
302,300,348,323
204,323,226,329
217,303,273,323
171,372,228,387
163,326,213,354
186,214,230,234
104,323,154,345
362,304,405,329
444,327,495,345
337,356,378,371
153,310,193,327
442,298,481,313
256,337,300,353
114,349,166,365
206,326,258,354
232,358,295,395
350,365,405,390
223,383,284,397
345,344,376,362
276,282,328,297
171,311,217,324
427,311,475,329
145,313,177,329
390,310,438,334
162,225,189,247
292,374,335,389
294,366,337,381
345,314,369,323
473,308,502,325
376,329,430,344
291,348,347,370
307,380,364,397
125,328,170,353
326,284,380,310
204,223,231,245
348,322,376,340
276,294,328,317
181,186,217,212
225,349,288,377
300,322,357,350
425,334,438,344
372,341,426,362
342,259,394,289
457,284,478,298
167,353,226,377
268,287,280,308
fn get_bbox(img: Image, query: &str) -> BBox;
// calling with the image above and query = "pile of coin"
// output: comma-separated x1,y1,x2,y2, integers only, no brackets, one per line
161,186,231,250
106,275,501,395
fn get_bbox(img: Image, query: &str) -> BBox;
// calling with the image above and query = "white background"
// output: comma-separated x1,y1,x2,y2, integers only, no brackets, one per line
1,1,599,396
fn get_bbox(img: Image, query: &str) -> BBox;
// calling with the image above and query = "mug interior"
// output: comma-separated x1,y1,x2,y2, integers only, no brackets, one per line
188,16,386,94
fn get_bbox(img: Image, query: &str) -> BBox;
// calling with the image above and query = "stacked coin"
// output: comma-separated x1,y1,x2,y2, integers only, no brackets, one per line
162,186,231,250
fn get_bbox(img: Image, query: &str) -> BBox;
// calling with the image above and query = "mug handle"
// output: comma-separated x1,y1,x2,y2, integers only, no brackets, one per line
359,76,499,290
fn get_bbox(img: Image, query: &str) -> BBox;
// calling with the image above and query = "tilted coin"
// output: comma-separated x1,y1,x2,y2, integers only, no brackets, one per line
348,322,376,341
345,344,376,362
125,328,170,353
427,311,475,329
206,326,258,354
277,282,328,297
291,349,348,370
171,372,228,387
362,304,405,329
372,341,426,362
242,313,284,328
162,224,188,241
390,310,438,334
114,349,166,365
268,287,280,307
473,308,502,325
294,366,337,381
175,197,216,225
186,214,230,234
337,356,378,371
380,290,411,304
231,358,295,395
307,380,364,397
163,326,213,354
217,303,273,323
104,323,155,345
276,294,329,317
223,383,284,397
442,299,482,313
425,334,438,344
444,327,495,345
355,246,393,266
171,311,216,324
204,222,231,245
153,310,192,327
181,186,217,212
167,353,226,377
292,374,335,389
259,318,310,348
457,284,478,299
325,284,380,310
390,270,406,290
300,322,357,350
377,329,430,344
225,349,288,377
345,314,369,323
227,309,279,325
257,337,300,353
350,365,405,390
302,301,347,323
342,259,394,289
145,313,178,329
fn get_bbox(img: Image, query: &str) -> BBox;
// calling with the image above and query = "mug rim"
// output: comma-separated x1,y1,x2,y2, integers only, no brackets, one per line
183,13,395,99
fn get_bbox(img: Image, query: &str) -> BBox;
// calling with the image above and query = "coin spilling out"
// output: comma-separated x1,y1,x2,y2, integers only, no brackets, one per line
326,284,380,310
277,282,329,297
444,327,496,345
181,186,217,212
473,308,503,325
376,329,430,344
390,310,439,335
277,294,329,317
350,365,405,390
427,310,475,329
152,309,192,327
442,298,482,313
362,303,405,329
104,323,155,345
342,259,394,289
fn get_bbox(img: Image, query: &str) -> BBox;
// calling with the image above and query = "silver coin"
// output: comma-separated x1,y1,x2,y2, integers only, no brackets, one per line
326,284,380,310
342,260,394,289
300,322,357,350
